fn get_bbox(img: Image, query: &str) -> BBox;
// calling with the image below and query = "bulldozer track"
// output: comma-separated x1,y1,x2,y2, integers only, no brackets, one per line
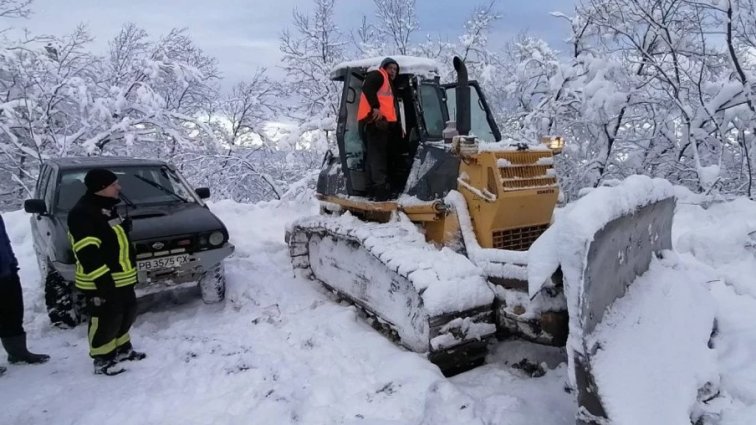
288,214,496,375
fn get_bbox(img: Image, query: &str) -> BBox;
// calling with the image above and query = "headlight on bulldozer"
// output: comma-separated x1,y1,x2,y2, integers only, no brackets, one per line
208,231,225,246
541,136,565,154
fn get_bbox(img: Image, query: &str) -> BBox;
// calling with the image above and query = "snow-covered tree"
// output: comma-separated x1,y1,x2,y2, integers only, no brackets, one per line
0,0,37,204
6,0,756,209
179,69,292,202
500,0,756,199
410,2,502,84
0,19,223,207
720,0,756,197
372,0,419,55
93,24,220,158
279,0,345,150
0,0,31,19
584,0,756,194
0,25,100,203
494,35,562,136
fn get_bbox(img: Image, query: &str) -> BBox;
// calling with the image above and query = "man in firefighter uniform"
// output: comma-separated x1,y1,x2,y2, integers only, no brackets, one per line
358,57,400,201
67,168,145,376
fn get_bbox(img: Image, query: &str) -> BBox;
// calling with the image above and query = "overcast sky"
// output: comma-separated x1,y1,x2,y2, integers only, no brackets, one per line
3,0,575,84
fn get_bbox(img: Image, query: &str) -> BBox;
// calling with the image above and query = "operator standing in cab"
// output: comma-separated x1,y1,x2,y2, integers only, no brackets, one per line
358,57,400,201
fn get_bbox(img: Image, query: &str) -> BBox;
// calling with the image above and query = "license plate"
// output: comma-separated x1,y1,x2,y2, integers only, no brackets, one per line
137,254,190,271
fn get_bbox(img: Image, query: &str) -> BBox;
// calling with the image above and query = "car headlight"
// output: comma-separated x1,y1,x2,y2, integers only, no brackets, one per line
208,231,225,247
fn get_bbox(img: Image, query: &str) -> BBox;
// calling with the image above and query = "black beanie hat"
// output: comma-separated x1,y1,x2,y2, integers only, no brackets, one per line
84,168,118,193
380,57,399,73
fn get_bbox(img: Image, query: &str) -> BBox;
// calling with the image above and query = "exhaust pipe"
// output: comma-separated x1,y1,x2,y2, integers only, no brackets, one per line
453,56,471,136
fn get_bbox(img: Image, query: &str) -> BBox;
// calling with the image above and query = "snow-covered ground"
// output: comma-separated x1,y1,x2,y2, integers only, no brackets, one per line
1,189,756,425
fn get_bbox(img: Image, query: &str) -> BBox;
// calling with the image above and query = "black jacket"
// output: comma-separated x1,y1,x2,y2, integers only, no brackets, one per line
67,193,137,292
0,215,18,279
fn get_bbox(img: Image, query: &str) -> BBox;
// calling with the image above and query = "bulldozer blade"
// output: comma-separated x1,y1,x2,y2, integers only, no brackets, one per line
572,197,676,424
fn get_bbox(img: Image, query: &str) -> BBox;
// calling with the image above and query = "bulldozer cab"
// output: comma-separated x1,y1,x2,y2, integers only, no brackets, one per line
326,56,501,198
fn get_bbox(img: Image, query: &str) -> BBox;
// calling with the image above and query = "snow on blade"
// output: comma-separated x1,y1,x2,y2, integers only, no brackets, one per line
557,175,674,377
528,174,675,298
533,174,719,423
559,174,674,243
588,255,718,425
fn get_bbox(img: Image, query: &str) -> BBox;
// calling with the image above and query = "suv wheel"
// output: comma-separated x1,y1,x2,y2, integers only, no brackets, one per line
42,261,87,328
199,262,226,304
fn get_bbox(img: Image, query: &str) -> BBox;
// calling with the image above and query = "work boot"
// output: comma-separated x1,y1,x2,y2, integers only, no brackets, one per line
1,335,50,364
93,358,126,376
115,345,146,362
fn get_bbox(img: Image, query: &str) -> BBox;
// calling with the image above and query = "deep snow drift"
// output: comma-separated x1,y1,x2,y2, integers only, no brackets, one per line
1,188,755,425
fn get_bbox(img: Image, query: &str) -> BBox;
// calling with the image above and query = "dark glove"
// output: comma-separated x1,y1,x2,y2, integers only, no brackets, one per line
121,216,132,233
94,275,117,304
373,118,389,131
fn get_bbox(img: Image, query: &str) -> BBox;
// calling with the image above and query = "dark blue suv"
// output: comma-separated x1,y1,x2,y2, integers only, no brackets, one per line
24,157,234,327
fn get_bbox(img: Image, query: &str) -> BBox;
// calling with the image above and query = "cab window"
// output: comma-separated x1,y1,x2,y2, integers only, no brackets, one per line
418,85,445,140
445,86,497,142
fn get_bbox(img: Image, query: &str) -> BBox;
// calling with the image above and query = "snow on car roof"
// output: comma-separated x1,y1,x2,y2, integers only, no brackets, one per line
330,55,440,80
48,156,167,170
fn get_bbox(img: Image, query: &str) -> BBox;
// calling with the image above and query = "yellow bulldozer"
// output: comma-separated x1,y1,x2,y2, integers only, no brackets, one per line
287,56,680,424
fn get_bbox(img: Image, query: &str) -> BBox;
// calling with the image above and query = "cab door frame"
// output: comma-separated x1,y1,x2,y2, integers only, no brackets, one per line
335,67,369,195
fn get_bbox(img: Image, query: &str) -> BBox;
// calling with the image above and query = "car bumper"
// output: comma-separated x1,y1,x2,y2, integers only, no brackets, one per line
136,242,234,287
53,243,235,291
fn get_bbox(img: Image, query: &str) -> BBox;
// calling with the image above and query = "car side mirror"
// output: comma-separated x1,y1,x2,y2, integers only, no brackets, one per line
195,187,211,199
24,199,47,215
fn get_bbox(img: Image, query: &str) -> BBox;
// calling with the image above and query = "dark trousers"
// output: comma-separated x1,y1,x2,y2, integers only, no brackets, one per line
363,121,405,201
0,272,24,338
86,285,137,360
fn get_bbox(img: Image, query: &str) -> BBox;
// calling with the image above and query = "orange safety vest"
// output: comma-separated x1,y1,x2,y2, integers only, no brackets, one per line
357,68,397,123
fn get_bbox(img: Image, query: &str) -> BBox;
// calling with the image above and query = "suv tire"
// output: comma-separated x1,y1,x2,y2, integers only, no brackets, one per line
42,261,87,328
199,262,226,304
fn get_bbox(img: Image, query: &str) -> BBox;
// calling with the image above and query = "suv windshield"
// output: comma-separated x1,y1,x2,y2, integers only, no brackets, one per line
56,166,195,212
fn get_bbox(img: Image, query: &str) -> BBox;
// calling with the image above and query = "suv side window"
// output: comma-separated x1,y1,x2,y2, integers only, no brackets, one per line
36,165,51,199
44,168,58,211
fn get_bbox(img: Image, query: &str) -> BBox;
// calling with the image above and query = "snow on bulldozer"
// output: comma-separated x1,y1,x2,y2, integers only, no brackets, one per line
286,56,708,423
